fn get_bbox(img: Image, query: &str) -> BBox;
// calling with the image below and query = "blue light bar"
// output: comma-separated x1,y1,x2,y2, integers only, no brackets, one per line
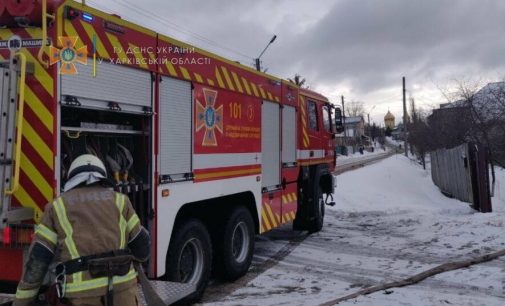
82,12,94,23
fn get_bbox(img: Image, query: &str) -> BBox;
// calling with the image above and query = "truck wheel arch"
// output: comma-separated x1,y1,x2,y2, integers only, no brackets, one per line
294,164,333,231
163,192,259,285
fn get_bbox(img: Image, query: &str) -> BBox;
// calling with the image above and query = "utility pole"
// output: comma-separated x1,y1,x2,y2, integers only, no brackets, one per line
402,76,408,157
366,105,376,138
367,113,370,137
341,95,346,140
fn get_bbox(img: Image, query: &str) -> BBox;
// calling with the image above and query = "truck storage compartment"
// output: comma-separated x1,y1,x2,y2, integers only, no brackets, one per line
60,106,152,228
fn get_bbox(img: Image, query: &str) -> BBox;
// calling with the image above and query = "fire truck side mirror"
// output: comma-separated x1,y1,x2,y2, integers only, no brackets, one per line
334,107,344,133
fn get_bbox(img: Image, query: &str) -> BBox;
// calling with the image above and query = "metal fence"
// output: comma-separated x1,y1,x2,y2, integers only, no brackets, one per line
431,143,492,212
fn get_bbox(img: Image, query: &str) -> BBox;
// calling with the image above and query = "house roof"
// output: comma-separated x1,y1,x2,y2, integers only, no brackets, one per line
472,82,505,121
440,82,505,122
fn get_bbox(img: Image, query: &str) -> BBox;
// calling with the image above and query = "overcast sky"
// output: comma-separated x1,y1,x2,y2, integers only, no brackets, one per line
92,0,505,125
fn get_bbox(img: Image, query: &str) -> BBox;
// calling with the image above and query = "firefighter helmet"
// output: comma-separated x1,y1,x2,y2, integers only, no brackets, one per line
67,154,107,179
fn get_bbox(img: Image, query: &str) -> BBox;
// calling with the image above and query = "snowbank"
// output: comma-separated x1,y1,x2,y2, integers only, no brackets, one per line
334,155,470,213
385,136,402,148
334,154,505,213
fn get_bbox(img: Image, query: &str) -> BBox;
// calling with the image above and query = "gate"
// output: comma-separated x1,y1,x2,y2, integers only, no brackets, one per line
431,143,492,212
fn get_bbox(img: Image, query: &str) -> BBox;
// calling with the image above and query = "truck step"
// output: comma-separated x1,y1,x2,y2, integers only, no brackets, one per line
0,294,14,305
138,281,196,306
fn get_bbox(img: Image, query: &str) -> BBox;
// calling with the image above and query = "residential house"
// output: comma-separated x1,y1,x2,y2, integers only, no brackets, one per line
344,116,365,139
429,82,505,163
336,116,366,154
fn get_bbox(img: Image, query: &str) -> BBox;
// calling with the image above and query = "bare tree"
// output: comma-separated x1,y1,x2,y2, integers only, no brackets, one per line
427,106,472,150
288,74,306,88
426,79,505,196
345,101,365,117
452,80,505,167
407,98,432,169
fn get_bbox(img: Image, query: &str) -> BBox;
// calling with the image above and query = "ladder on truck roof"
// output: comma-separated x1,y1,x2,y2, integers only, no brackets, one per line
0,53,34,235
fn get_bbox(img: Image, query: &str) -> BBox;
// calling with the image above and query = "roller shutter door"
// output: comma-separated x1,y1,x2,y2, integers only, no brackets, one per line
61,61,152,112
282,105,296,166
159,77,192,177
262,101,280,188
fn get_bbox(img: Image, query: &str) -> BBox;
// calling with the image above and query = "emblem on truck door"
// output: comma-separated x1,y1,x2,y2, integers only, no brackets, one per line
196,88,223,146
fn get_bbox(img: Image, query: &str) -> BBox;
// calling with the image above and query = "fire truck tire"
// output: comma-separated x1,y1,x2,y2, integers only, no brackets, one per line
308,180,325,233
215,206,255,280
165,218,212,303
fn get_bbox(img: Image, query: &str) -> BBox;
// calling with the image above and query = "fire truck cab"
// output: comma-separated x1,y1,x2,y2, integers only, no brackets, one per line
0,0,343,302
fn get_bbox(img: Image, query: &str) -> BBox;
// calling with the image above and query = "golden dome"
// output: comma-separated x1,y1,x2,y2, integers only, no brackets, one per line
384,111,395,120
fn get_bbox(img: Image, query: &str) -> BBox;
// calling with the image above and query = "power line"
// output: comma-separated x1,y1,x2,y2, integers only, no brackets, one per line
87,0,115,13
119,0,249,55
366,94,404,104
406,87,446,106
92,0,254,62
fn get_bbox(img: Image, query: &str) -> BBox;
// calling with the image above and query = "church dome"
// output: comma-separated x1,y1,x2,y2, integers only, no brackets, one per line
384,111,395,120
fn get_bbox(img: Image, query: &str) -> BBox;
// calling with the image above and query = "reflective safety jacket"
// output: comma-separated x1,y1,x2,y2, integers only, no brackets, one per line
15,186,143,302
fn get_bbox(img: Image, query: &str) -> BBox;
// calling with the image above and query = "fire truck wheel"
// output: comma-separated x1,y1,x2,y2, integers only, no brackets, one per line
215,206,255,280
165,218,212,303
308,181,325,233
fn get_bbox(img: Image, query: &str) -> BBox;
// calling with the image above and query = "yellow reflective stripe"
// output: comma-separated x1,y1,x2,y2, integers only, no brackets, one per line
74,272,83,284
53,198,83,283
65,268,137,293
127,214,140,234
15,288,39,299
116,194,127,248
53,198,80,259
35,224,57,244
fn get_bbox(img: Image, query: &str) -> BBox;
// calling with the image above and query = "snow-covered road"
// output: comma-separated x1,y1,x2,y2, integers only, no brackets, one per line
335,151,393,175
336,148,392,167
201,155,505,306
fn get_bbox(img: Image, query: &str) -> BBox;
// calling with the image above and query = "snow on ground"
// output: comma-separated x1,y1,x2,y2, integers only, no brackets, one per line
335,156,505,306
201,155,505,306
385,136,403,148
336,154,475,212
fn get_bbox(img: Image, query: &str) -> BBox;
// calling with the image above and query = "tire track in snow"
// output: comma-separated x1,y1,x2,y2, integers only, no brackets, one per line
241,251,505,301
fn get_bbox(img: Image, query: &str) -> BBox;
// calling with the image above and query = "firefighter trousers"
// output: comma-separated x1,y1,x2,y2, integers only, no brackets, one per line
67,286,140,306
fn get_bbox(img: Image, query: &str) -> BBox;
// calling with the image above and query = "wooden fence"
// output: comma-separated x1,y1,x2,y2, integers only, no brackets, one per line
431,143,492,212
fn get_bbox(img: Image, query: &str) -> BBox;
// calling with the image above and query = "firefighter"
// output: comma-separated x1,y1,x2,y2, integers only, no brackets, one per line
13,154,150,306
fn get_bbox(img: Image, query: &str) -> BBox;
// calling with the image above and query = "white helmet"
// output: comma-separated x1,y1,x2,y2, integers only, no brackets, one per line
67,154,107,179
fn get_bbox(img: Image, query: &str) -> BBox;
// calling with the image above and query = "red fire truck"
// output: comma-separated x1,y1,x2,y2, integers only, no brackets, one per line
0,0,343,301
